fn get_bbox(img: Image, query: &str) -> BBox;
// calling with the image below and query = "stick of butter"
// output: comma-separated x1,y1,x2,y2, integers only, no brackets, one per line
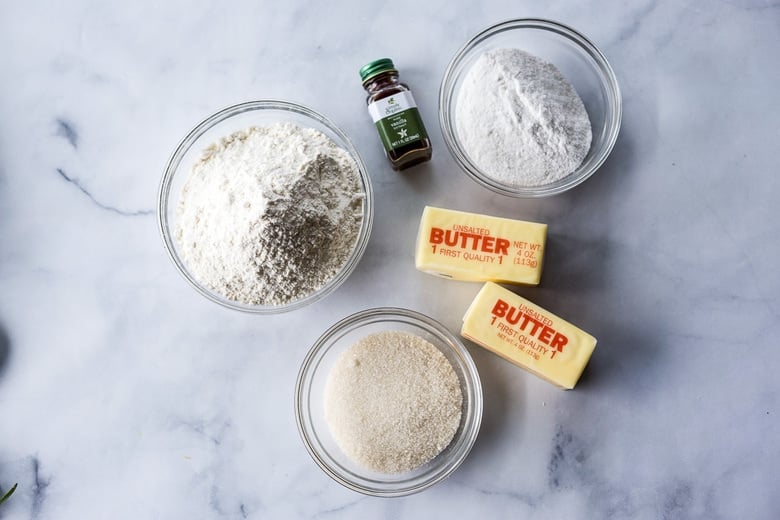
415,206,546,285
461,282,597,389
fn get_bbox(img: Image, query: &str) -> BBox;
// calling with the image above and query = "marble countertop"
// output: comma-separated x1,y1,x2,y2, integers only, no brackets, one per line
1,1,778,518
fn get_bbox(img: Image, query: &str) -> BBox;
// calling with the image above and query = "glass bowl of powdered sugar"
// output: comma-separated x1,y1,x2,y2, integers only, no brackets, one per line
440,18,622,197
158,100,373,313
295,308,483,497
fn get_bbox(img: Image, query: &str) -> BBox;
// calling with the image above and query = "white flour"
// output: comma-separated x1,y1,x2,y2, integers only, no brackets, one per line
324,331,462,474
455,48,592,187
175,123,364,306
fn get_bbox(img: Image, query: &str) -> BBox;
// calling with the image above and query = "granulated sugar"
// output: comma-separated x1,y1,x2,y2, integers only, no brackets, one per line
324,331,462,473
455,48,592,187
175,123,364,305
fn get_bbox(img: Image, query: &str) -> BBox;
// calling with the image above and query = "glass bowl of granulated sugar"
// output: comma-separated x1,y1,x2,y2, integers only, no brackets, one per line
158,100,373,313
295,307,483,497
440,18,622,197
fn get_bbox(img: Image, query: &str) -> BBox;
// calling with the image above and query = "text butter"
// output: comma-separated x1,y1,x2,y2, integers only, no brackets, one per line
415,206,546,285
461,282,596,389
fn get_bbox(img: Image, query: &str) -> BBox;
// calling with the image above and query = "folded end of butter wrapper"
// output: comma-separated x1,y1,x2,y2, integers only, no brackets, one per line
414,206,546,285
461,282,596,389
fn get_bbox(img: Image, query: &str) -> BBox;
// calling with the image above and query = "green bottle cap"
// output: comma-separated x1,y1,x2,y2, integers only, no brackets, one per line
359,58,397,83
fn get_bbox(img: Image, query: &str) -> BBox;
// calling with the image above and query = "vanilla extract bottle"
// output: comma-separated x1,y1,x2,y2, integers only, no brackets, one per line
360,58,432,170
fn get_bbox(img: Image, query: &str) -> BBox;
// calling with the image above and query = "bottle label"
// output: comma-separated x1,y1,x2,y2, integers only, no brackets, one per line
367,91,428,152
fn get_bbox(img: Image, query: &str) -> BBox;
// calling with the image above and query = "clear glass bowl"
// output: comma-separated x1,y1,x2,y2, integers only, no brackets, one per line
295,307,483,497
439,18,622,197
157,100,373,313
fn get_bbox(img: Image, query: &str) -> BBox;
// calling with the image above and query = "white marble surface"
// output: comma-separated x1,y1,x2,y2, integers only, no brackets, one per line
1,0,778,518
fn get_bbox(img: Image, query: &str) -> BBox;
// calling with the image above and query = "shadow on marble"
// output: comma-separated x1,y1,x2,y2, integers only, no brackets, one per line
575,322,659,394
397,158,436,193
0,324,10,379
458,345,522,464
543,232,612,292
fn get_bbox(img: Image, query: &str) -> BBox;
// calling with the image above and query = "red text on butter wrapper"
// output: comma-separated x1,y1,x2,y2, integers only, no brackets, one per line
490,298,568,357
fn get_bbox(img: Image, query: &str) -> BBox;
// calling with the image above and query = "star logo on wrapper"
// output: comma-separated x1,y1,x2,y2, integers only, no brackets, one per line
398,128,408,138
388,97,395,104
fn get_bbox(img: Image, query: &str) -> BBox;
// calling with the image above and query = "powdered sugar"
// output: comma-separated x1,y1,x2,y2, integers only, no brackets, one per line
455,48,592,187
175,123,364,306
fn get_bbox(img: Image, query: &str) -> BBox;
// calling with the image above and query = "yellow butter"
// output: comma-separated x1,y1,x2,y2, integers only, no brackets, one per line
461,282,596,389
415,206,546,285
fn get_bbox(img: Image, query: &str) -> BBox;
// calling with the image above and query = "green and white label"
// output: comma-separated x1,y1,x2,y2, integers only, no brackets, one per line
368,91,428,152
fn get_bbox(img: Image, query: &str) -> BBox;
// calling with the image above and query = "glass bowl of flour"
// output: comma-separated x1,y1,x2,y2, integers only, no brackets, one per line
295,308,483,497
440,18,622,197
158,100,373,313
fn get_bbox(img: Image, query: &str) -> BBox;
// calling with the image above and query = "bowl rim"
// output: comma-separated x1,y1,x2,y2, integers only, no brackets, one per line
157,99,374,314
439,17,623,198
294,306,484,497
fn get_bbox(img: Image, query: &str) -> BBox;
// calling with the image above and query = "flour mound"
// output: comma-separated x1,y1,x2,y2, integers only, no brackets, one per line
175,123,364,306
455,48,592,187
